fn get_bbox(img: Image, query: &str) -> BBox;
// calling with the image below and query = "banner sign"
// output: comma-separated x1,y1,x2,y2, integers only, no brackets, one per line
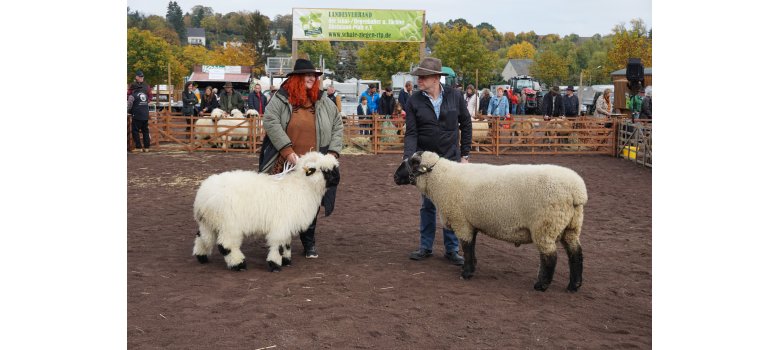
292,8,424,42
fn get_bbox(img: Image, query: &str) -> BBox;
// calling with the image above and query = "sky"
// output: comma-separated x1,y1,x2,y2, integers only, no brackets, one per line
126,0,652,37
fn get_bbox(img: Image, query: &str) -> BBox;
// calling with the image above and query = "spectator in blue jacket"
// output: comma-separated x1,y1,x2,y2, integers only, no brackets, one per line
488,87,509,118
360,83,381,115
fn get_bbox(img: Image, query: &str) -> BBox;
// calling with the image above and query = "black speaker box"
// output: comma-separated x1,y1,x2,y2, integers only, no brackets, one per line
626,58,644,82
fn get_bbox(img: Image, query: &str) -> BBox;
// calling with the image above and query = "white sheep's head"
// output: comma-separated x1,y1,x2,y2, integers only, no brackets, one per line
245,109,260,117
210,108,226,121
394,151,440,186
230,109,244,118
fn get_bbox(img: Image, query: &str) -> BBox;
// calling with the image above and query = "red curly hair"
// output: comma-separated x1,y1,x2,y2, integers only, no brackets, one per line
284,74,320,106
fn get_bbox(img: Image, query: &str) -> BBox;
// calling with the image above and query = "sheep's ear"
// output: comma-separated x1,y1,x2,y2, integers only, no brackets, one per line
305,167,316,176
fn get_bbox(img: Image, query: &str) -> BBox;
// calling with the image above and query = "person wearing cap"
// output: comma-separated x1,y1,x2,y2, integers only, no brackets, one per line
218,81,245,112
259,58,343,259
128,69,151,97
404,57,471,266
562,86,579,117
542,86,565,120
127,80,151,153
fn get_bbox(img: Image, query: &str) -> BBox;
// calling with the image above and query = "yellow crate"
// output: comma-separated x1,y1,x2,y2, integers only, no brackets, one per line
622,146,637,160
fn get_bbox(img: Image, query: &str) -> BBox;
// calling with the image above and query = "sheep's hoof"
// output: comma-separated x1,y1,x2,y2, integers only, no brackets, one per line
268,261,282,272
230,261,247,271
461,270,474,280
566,283,581,292
195,255,209,264
282,257,292,266
533,281,550,292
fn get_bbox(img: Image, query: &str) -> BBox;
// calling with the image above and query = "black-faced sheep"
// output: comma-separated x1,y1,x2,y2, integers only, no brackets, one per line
394,151,587,292
192,151,340,271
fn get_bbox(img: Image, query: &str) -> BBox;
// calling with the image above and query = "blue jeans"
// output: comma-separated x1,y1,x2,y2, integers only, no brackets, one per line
419,195,460,253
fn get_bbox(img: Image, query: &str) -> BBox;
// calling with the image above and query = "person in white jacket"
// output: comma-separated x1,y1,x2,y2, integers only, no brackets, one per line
464,84,478,120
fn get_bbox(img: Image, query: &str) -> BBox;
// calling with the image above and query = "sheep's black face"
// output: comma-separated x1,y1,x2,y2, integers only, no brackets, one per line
322,166,340,188
394,152,423,185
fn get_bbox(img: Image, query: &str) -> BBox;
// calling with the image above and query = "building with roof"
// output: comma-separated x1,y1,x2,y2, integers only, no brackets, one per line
501,59,534,82
186,27,206,46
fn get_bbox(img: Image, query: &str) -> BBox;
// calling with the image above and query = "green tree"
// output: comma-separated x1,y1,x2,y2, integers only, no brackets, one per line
530,49,569,87
506,41,536,59
127,7,143,28
165,1,185,43
271,14,293,47
433,26,497,87
244,11,274,75
357,42,419,85
475,22,495,31
190,5,213,28
299,41,336,70
607,18,652,74
127,28,187,87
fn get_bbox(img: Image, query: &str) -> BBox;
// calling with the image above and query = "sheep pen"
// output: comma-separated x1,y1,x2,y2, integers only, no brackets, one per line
128,152,652,349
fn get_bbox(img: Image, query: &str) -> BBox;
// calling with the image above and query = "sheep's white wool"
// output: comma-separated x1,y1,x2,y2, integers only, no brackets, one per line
407,151,587,291
192,151,339,270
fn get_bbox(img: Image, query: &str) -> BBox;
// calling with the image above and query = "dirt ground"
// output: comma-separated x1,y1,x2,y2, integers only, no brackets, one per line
128,151,651,349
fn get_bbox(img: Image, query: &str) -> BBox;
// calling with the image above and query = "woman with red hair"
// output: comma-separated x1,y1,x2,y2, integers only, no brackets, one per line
259,58,343,259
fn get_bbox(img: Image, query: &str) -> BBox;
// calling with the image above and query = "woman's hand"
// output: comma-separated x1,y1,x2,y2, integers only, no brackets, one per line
286,153,300,165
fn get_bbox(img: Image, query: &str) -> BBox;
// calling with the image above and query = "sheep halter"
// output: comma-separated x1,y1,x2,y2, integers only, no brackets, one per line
272,162,296,180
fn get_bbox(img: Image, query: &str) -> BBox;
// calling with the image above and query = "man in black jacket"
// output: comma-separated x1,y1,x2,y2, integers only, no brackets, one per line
562,85,579,117
248,83,267,114
542,85,565,120
398,81,412,108
378,86,396,116
127,82,151,152
403,57,472,266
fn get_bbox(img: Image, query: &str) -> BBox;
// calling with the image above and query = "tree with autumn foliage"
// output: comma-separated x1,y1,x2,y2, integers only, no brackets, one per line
127,28,187,87
606,19,652,75
530,49,569,87
433,25,497,87
357,42,419,85
507,41,536,59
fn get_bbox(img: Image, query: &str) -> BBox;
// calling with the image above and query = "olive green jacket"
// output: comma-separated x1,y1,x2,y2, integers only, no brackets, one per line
259,88,344,173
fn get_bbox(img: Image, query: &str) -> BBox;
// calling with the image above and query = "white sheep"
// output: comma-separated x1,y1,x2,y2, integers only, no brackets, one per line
192,151,340,271
192,108,225,148
212,109,250,149
394,151,587,292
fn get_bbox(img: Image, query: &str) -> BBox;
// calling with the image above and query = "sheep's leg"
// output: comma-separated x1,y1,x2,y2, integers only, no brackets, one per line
460,229,478,280
192,224,215,263
282,237,292,266
534,250,557,292
265,234,287,272
561,235,583,292
533,231,559,291
217,234,246,271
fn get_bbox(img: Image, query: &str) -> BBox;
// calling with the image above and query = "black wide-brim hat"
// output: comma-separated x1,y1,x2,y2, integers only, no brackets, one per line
286,58,323,77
